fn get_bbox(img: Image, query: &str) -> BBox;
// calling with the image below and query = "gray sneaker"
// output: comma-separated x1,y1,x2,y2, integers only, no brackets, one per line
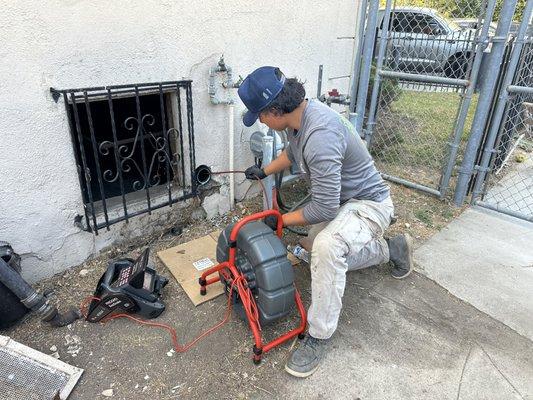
387,233,414,279
285,335,326,378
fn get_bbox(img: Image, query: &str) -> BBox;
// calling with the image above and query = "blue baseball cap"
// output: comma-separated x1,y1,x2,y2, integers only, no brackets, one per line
238,66,286,127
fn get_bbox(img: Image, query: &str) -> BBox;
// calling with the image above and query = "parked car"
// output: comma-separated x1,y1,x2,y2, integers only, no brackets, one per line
376,7,477,79
509,21,533,37
452,18,497,36
453,19,533,38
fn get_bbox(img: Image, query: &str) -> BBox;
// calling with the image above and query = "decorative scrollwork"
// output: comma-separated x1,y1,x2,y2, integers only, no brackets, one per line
98,113,182,192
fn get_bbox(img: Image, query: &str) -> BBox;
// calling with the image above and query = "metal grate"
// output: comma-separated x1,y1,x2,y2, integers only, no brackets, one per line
50,80,198,234
0,335,83,400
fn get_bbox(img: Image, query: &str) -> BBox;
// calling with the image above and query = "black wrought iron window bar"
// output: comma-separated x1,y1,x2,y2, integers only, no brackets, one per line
51,80,198,234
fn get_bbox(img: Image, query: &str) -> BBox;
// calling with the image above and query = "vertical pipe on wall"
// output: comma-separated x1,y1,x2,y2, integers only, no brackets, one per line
261,136,274,210
317,65,323,98
228,104,235,211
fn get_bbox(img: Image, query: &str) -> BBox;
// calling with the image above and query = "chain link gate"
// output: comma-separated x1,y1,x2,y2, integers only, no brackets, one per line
471,0,533,222
357,0,496,198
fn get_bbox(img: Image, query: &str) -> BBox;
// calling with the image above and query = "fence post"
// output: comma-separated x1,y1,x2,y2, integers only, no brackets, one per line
439,0,497,198
354,0,380,136
365,0,393,148
471,0,533,203
349,0,368,117
453,0,519,206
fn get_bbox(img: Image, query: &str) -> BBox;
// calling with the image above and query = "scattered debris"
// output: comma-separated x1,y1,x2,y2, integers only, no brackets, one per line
515,152,526,163
64,334,82,357
79,269,89,276
101,388,114,397
171,383,185,393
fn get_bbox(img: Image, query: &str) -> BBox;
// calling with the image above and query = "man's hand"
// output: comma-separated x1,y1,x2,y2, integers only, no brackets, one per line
263,215,279,231
244,165,267,180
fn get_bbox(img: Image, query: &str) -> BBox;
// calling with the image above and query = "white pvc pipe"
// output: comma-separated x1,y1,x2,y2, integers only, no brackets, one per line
228,104,235,210
261,135,274,210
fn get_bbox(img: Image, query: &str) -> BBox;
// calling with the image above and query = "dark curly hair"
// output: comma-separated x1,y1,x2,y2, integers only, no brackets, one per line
262,72,306,116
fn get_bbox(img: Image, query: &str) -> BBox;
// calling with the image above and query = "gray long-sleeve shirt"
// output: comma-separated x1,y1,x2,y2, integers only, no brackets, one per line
286,100,390,224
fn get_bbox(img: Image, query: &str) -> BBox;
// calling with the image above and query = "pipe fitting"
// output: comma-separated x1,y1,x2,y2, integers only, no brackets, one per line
194,165,212,186
208,56,238,104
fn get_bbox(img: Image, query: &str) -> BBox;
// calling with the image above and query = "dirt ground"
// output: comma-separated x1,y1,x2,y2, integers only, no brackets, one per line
4,181,466,399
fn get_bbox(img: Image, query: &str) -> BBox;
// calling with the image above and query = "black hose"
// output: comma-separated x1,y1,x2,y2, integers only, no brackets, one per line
275,170,290,212
0,258,81,327
273,171,310,236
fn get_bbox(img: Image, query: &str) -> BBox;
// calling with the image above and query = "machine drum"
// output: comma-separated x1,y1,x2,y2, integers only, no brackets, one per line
216,221,295,325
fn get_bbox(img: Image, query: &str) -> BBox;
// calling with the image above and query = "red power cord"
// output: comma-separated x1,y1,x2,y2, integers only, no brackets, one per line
79,170,272,353
80,280,239,353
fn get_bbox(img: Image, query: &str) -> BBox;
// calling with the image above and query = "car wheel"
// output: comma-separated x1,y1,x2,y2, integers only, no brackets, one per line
445,53,469,79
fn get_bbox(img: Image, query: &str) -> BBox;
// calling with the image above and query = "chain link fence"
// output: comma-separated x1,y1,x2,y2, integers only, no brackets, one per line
364,0,490,197
474,35,533,221
356,0,533,223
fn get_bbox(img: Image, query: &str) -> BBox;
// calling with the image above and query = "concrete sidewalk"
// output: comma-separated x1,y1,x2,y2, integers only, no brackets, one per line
288,268,533,400
414,207,533,341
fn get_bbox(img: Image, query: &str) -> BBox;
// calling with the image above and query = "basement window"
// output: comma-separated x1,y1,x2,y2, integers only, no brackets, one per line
51,81,198,234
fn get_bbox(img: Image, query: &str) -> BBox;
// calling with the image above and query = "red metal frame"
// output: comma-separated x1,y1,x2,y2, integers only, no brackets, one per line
199,209,307,363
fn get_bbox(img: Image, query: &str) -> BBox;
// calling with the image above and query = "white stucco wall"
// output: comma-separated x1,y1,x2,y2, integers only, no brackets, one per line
0,0,357,282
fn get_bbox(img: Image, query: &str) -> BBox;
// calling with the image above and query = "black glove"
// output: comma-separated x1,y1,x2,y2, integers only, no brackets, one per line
244,165,267,180
263,215,279,231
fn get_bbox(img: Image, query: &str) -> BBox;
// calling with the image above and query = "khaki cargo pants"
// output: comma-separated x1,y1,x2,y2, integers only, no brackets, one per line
305,197,394,339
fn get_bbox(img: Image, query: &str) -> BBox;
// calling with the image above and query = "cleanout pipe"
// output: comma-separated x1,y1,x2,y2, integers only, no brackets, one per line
0,258,81,327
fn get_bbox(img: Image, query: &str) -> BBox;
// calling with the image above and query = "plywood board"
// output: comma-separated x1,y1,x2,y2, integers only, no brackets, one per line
157,232,224,306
